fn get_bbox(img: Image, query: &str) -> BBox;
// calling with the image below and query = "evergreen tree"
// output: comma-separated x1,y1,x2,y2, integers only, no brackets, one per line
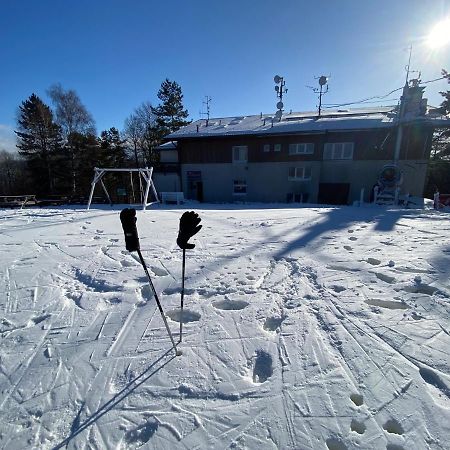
151,79,190,138
15,94,62,195
67,132,101,196
425,69,450,197
439,69,450,116
99,127,127,167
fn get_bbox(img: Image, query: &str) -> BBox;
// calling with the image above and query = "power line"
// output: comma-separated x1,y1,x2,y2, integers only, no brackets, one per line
323,75,447,110
420,76,447,84
323,87,402,108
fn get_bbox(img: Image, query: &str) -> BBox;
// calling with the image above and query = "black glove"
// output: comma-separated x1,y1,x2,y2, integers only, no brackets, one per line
120,208,140,252
177,211,202,249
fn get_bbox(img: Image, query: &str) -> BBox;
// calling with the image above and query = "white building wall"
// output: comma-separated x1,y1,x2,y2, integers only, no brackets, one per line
181,159,429,204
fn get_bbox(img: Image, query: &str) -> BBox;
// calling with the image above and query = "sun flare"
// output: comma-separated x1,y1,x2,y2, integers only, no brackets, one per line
427,19,450,49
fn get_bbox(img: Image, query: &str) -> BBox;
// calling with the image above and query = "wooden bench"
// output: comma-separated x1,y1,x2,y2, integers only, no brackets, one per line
0,195,36,209
160,192,184,205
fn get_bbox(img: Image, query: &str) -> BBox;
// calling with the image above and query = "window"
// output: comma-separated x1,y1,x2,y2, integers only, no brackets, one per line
323,142,354,160
274,144,282,152
233,180,247,195
288,166,312,181
232,145,248,163
289,143,314,155
263,144,270,152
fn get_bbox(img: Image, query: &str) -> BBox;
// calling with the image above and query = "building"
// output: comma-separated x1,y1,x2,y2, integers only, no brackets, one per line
162,88,449,205
152,141,181,193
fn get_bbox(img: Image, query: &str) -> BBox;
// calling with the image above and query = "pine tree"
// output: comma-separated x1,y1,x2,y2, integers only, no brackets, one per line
425,69,450,197
151,79,190,137
439,69,450,116
99,127,127,167
15,94,62,195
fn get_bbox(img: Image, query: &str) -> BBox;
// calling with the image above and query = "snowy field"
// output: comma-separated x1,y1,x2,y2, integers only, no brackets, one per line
1,203,450,450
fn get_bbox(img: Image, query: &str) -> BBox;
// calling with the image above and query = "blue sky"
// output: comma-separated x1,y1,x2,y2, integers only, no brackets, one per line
1,0,449,152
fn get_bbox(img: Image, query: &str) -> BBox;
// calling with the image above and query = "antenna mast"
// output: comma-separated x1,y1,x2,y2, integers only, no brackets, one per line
200,95,212,125
307,75,329,117
274,75,288,121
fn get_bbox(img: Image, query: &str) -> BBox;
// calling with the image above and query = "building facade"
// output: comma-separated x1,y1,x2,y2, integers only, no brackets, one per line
163,105,449,205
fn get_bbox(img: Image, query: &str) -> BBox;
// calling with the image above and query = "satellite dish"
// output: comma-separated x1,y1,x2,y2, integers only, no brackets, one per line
319,76,328,86
275,85,279,92
275,110,282,119
277,101,284,110
274,75,282,84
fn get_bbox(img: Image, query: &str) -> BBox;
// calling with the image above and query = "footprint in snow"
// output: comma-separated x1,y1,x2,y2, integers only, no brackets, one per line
263,316,284,332
350,419,366,434
124,421,158,447
365,298,408,310
349,236,357,241
350,393,364,406
166,308,201,323
367,257,381,265
326,437,348,450
252,350,273,383
383,419,404,435
212,299,249,310
331,285,346,293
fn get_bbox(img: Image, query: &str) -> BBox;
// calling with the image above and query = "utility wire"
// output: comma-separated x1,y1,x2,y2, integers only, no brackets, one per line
323,87,403,108
420,76,447,84
323,75,447,109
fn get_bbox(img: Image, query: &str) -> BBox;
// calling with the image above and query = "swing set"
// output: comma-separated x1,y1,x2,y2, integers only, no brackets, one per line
87,167,159,210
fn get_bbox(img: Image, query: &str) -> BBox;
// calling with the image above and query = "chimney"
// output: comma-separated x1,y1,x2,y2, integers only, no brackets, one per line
403,79,427,117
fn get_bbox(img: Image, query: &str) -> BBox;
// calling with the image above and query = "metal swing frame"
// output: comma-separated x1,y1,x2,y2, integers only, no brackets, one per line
87,167,159,210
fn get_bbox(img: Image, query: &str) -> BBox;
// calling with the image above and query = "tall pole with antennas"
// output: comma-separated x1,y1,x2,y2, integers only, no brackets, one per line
307,75,329,117
200,95,212,126
274,75,287,121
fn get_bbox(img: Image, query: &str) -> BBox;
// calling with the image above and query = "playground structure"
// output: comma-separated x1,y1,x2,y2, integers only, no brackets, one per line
87,167,159,210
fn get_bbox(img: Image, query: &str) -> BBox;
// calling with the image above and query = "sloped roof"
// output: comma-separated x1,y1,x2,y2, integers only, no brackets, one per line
167,106,450,140
155,141,177,151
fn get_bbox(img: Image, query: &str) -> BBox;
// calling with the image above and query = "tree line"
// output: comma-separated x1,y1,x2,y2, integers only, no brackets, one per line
425,69,450,197
0,79,189,198
1,72,449,200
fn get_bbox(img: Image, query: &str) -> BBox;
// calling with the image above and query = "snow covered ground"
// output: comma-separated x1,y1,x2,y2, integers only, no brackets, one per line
1,203,450,450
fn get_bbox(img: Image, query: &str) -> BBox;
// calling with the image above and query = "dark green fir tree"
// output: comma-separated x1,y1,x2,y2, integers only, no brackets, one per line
15,94,62,195
151,79,190,138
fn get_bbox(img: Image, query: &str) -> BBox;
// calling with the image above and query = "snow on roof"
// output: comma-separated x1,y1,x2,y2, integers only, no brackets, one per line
167,106,450,140
155,141,177,151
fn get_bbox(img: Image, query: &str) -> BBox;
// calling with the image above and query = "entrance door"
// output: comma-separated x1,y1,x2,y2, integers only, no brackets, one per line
318,183,350,205
196,181,203,202
188,180,203,202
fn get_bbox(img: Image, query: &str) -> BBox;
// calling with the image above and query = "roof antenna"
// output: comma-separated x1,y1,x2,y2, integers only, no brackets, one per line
307,75,330,117
274,75,287,122
200,95,212,126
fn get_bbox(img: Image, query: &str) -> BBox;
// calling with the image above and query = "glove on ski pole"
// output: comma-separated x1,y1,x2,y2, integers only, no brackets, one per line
177,211,202,250
119,208,181,356
177,211,202,342
120,208,140,252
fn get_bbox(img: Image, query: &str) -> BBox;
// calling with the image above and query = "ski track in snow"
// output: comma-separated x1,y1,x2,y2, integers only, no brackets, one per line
0,205,450,449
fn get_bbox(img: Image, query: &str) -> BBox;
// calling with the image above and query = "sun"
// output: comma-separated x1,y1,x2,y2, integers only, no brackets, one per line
427,19,450,49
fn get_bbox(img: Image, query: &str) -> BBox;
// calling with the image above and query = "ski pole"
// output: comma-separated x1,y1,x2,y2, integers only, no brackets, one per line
120,208,181,356
180,248,186,343
176,211,202,342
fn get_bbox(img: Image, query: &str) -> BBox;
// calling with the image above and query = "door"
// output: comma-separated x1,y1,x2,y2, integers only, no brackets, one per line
318,183,350,205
